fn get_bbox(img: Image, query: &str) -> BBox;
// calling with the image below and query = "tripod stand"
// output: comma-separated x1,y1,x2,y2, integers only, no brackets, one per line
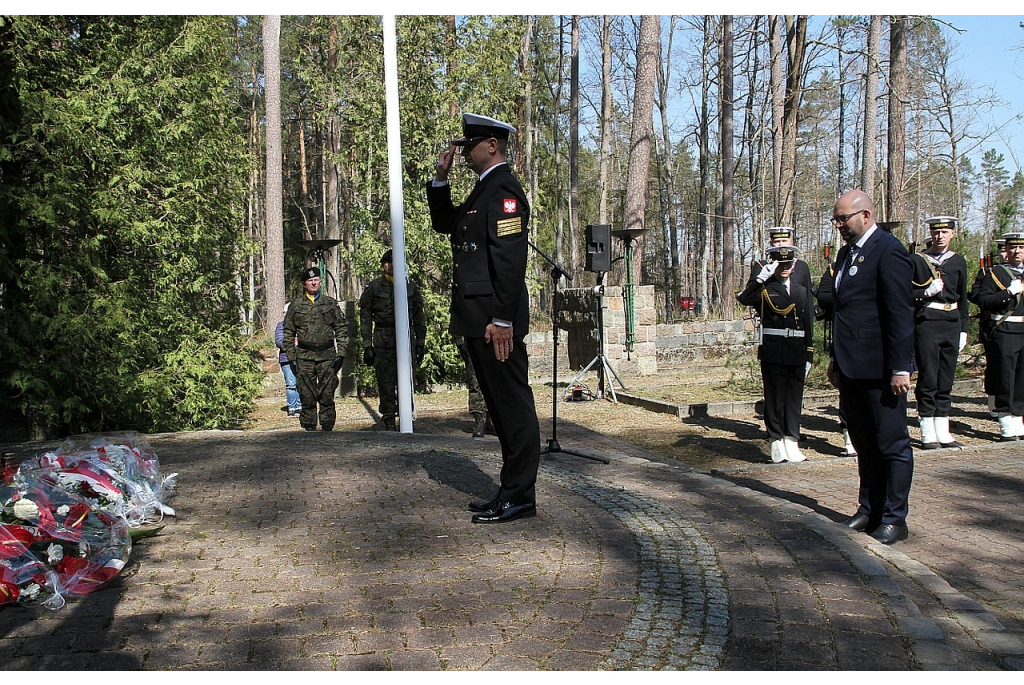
529,241,609,464
563,274,627,403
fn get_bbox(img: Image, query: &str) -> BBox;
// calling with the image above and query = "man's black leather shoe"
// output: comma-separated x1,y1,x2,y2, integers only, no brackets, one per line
471,501,536,524
939,440,963,448
468,497,498,513
919,441,940,450
870,523,909,545
844,513,872,531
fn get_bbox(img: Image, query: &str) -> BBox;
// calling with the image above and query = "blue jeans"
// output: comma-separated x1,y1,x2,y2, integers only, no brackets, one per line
281,362,301,412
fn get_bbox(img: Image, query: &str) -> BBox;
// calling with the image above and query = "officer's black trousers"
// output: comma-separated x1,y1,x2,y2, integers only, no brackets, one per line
760,360,804,441
466,335,540,505
913,318,959,417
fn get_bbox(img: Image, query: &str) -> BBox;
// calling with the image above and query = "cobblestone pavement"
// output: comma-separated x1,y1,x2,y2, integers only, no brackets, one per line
2,414,1023,670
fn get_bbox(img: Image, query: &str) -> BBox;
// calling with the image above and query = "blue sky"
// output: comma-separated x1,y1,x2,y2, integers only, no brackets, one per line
936,16,1024,175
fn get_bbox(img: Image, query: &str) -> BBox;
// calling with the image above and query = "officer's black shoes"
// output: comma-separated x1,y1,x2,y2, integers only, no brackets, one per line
321,425,333,431
939,440,963,448
844,513,872,531
468,496,499,513
471,501,537,524
870,523,909,545
919,441,941,450
999,435,1019,442
303,425,316,432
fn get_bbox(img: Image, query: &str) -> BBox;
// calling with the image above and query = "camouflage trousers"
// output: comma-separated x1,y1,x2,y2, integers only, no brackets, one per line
373,347,400,420
466,357,486,415
296,357,339,429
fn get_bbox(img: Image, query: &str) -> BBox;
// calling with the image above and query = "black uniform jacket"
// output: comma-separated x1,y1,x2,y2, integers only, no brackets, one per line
737,276,814,366
426,163,530,338
911,251,969,332
969,263,1024,335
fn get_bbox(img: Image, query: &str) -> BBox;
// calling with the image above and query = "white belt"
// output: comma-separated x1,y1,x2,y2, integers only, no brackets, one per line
992,314,1024,323
924,301,958,311
762,328,804,338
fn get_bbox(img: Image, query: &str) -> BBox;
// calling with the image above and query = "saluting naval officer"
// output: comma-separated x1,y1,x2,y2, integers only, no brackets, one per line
746,226,815,297
968,232,1024,441
427,113,541,524
737,245,814,463
827,190,915,545
911,216,969,449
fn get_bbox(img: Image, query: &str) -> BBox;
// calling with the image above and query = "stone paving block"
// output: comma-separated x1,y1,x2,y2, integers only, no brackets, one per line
973,629,1024,655
335,653,388,670
439,644,495,669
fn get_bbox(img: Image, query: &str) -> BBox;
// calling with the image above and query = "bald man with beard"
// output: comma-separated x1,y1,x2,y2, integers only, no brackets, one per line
826,190,916,545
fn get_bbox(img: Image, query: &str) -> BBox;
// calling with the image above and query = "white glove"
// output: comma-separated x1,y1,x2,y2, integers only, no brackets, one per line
805,362,812,379
756,261,778,283
1009,279,1023,295
923,278,944,297
959,332,968,353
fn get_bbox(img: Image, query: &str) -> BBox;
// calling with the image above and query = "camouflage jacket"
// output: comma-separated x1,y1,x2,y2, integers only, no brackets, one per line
283,293,348,361
358,276,426,348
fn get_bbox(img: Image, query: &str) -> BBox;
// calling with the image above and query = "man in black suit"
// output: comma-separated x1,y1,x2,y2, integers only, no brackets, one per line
826,190,915,545
426,113,540,524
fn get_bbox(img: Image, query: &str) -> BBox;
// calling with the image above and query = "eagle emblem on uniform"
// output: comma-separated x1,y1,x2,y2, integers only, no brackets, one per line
503,199,517,214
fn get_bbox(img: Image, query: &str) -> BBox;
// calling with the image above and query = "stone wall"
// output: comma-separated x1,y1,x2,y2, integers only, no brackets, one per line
656,318,757,365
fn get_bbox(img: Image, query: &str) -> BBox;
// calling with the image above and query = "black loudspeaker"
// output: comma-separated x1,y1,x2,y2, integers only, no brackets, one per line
585,224,611,272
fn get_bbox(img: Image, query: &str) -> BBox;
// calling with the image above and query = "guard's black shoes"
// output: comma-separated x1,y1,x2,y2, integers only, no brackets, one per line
844,513,872,531
303,425,316,432
471,501,536,524
939,440,963,448
468,497,498,513
919,441,941,450
870,523,909,545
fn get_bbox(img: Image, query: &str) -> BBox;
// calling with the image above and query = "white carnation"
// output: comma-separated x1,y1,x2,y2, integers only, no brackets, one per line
12,498,39,521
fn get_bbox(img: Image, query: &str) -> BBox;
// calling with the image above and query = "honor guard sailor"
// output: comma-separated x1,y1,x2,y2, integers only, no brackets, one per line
911,216,969,449
737,245,814,463
969,232,1024,441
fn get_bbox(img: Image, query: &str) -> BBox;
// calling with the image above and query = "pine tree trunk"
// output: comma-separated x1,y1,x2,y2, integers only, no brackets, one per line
862,15,881,197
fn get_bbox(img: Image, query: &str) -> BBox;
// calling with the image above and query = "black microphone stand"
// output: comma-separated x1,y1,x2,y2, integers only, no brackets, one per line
529,240,609,464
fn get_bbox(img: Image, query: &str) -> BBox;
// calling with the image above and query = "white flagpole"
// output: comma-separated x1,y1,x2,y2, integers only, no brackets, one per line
383,15,414,433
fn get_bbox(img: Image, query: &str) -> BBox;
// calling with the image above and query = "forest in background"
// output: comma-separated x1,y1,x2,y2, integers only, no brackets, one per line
1,15,1023,438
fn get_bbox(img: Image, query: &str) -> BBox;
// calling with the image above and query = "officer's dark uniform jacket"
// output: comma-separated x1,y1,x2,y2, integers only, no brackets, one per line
737,277,814,366
911,250,968,333
283,293,348,362
426,163,530,337
969,263,1024,335
358,276,426,349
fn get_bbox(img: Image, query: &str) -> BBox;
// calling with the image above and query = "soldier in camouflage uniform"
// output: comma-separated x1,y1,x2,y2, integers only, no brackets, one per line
359,249,427,431
454,334,491,437
283,267,348,431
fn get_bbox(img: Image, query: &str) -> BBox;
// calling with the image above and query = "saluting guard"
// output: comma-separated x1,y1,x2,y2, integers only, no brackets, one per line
968,232,1024,441
746,227,815,298
911,216,969,449
737,245,814,463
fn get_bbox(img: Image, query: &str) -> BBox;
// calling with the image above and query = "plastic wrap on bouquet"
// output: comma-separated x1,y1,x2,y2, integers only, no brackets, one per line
18,431,177,528
1,478,132,608
0,523,62,609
